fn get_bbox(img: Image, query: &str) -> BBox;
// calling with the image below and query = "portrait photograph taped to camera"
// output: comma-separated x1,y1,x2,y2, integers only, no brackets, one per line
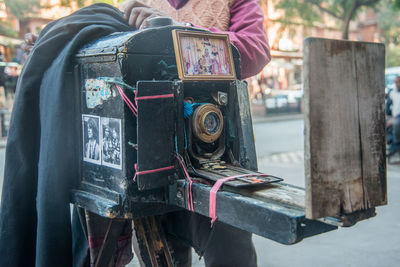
180,36,231,76
82,114,101,164
101,117,122,170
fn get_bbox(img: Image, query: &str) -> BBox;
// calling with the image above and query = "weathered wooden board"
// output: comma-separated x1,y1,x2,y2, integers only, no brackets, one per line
304,38,387,219
232,182,305,209
354,43,387,208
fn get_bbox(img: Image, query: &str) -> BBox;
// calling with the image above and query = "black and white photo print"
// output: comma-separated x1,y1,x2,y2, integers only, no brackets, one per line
101,117,122,169
82,115,101,164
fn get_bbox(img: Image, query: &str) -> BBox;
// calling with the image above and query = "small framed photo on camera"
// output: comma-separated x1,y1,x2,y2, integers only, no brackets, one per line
172,30,236,81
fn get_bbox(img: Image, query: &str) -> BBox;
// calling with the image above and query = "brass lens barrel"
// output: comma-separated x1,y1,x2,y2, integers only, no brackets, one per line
192,104,223,143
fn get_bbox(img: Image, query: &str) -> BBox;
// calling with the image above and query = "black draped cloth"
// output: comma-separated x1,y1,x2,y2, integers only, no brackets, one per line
0,4,131,266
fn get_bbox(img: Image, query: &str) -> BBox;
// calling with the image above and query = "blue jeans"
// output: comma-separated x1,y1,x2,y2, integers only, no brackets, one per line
389,115,400,154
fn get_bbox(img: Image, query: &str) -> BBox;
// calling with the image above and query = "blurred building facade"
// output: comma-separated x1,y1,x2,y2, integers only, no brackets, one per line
250,0,380,115
0,1,382,61
1,1,91,38
0,1,96,62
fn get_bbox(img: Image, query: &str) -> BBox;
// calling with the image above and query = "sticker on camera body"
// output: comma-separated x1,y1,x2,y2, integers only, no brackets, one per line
85,79,116,108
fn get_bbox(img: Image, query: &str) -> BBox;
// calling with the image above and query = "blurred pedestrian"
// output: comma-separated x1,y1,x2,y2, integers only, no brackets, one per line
387,76,400,160
4,64,18,98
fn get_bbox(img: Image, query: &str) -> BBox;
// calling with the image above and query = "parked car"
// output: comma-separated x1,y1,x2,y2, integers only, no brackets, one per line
264,90,302,114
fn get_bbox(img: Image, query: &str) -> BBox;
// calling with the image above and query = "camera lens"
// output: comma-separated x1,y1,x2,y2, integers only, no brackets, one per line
192,104,224,143
204,112,220,134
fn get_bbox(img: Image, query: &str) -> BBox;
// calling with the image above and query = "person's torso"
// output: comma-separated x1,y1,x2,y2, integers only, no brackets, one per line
391,89,400,117
142,0,237,31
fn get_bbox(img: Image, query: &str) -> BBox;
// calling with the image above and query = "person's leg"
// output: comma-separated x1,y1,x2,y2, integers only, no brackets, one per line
163,210,257,267
386,117,393,145
392,115,400,153
203,220,257,267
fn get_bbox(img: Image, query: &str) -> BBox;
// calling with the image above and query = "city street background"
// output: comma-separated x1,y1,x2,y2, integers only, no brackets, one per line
251,117,400,267
1,117,399,267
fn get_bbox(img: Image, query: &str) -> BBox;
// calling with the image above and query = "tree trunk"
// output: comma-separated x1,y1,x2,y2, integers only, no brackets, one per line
341,0,359,40
342,19,351,40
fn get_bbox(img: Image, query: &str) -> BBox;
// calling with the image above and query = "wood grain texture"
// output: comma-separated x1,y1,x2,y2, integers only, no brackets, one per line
354,43,387,208
304,38,386,219
233,182,305,209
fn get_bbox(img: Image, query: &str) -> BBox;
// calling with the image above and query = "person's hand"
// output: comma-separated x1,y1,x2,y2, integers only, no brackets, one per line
387,117,394,127
119,0,175,29
22,33,38,55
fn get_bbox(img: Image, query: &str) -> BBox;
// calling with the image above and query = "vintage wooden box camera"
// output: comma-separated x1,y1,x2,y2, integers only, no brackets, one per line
71,24,281,219
70,20,388,246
